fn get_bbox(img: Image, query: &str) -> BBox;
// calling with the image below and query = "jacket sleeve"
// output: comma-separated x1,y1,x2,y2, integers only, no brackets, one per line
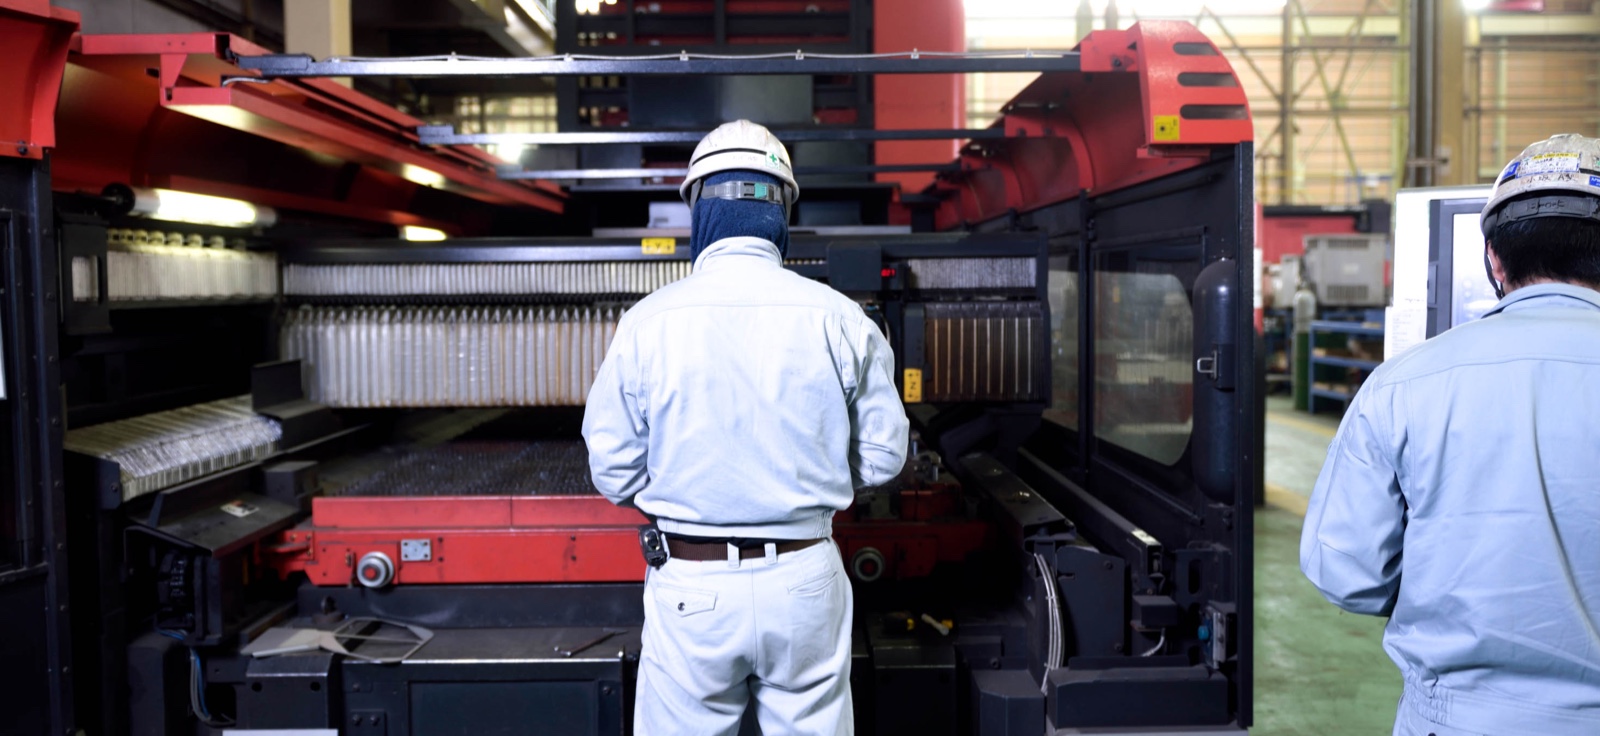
844,315,910,489
582,320,651,507
1299,382,1406,616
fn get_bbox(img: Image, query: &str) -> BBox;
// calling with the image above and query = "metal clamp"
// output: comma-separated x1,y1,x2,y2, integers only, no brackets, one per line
1195,353,1218,378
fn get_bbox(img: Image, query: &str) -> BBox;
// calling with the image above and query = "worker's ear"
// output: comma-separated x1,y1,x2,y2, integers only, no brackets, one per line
1485,241,1508,287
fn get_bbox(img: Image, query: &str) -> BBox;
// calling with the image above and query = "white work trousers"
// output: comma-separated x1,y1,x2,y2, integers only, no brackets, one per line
634,539,853,736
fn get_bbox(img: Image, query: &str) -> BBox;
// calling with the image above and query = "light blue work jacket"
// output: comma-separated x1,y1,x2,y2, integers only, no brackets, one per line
582,237,908,540
1301,283,1600,735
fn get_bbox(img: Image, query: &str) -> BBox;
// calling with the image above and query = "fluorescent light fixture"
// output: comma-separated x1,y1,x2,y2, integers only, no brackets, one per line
121,187,276,228
402,226,447,241
401,164,447,188
1079,0,1287,15
965,0,1073,17
1462,0,1493,10
490,142,529,165
509,0,555,35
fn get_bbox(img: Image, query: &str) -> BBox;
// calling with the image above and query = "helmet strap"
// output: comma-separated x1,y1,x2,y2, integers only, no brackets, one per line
697,179,791,219
1483,246,1505,300
700,180,787,208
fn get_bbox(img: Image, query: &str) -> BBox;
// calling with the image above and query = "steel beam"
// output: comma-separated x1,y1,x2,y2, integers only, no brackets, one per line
418,125,1015,146
233,52,1082,79
497,163,961,180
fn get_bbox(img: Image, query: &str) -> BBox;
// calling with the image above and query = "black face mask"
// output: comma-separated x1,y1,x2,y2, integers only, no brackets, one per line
689,171,790,266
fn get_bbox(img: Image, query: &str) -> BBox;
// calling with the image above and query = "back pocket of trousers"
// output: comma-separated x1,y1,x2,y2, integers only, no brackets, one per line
654,582,717,617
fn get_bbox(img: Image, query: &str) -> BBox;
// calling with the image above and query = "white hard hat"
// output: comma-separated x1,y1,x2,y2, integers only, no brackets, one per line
1481,133,1600,236
679,120,799,212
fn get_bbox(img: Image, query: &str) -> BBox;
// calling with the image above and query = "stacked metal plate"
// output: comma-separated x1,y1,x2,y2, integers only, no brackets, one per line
63,396,283,502
281,261,689,297
279,305,621,408
72,228,278,302
906,257,1036,290
319,440,599,497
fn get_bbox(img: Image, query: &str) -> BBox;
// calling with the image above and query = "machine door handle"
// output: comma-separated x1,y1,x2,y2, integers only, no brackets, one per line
1195,350,1236,390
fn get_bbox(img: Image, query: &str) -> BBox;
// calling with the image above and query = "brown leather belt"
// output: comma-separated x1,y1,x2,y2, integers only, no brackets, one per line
666,537,826,562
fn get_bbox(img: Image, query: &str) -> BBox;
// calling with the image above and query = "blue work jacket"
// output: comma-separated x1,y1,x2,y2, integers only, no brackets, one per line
1301,283,1600,735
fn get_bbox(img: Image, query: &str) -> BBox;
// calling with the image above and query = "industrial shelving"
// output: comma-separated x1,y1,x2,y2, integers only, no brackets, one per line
1306,319,1384,414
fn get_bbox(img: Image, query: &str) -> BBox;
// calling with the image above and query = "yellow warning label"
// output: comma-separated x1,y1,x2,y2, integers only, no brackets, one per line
902,368,924,403
641,238,676,255
1153,115,1181,142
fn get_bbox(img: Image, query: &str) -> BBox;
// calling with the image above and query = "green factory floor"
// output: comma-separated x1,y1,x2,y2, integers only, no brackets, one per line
1253,396,1402,735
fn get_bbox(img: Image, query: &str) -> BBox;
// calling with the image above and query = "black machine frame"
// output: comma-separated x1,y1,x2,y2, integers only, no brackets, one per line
0,154,75,736
918,145,1259,730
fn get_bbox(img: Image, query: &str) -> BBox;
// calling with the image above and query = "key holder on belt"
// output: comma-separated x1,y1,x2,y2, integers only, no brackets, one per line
638,523,669,568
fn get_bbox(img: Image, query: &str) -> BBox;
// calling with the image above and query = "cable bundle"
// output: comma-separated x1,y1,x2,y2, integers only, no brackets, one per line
281,261,689,297
279,305,621,408
71,229,278,302
64,396,283,502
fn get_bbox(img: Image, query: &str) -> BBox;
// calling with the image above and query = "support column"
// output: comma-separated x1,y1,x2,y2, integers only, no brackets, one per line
1279,6,1295,203
873,0,965,194
1436,0,1466,184
1407,0,1467,187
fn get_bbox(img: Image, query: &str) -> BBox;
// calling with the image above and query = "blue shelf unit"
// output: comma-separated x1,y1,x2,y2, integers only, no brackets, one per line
1306,319,1384,414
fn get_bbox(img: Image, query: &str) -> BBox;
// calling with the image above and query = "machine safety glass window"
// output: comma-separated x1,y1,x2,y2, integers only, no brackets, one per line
1092,269,1194,466
1044,258,1080,430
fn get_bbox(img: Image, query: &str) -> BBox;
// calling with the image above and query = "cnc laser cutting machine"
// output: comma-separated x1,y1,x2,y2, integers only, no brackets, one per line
0,3,1259,734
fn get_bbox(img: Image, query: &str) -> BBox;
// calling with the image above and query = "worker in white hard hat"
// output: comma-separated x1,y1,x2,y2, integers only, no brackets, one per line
582,119,909,735
1301,133,1600,736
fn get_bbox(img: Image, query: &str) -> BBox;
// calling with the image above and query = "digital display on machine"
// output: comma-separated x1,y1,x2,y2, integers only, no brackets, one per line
1426,196,1494,338
1448,212,1502,327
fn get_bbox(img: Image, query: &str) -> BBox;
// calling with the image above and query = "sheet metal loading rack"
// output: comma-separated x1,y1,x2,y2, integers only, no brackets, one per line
231,49,1081,182
230,21,1253,210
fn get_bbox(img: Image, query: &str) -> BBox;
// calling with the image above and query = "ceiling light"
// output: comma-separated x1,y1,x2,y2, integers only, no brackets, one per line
1462,0,1493,10
107,185,276,229
401,164,447,188
402,226,447,241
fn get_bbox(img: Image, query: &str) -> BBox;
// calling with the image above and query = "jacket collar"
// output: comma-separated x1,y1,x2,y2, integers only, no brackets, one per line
693,236,782,272
1483,282,1600,317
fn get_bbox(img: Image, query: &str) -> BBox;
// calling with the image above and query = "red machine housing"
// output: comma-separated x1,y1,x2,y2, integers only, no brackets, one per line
264,483,992,588
925,21,1253,230
0,0,79,160
51,31,564,234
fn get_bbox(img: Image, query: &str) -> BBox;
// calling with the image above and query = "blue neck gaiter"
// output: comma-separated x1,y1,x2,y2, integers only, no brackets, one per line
690,171,790,266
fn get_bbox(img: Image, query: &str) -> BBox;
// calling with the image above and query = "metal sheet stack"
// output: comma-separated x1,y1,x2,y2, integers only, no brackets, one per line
906,257,1036,290
320,440,599,497
279,305,621,408
63,396,283,502
72,228,278,302
281,261,690,298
